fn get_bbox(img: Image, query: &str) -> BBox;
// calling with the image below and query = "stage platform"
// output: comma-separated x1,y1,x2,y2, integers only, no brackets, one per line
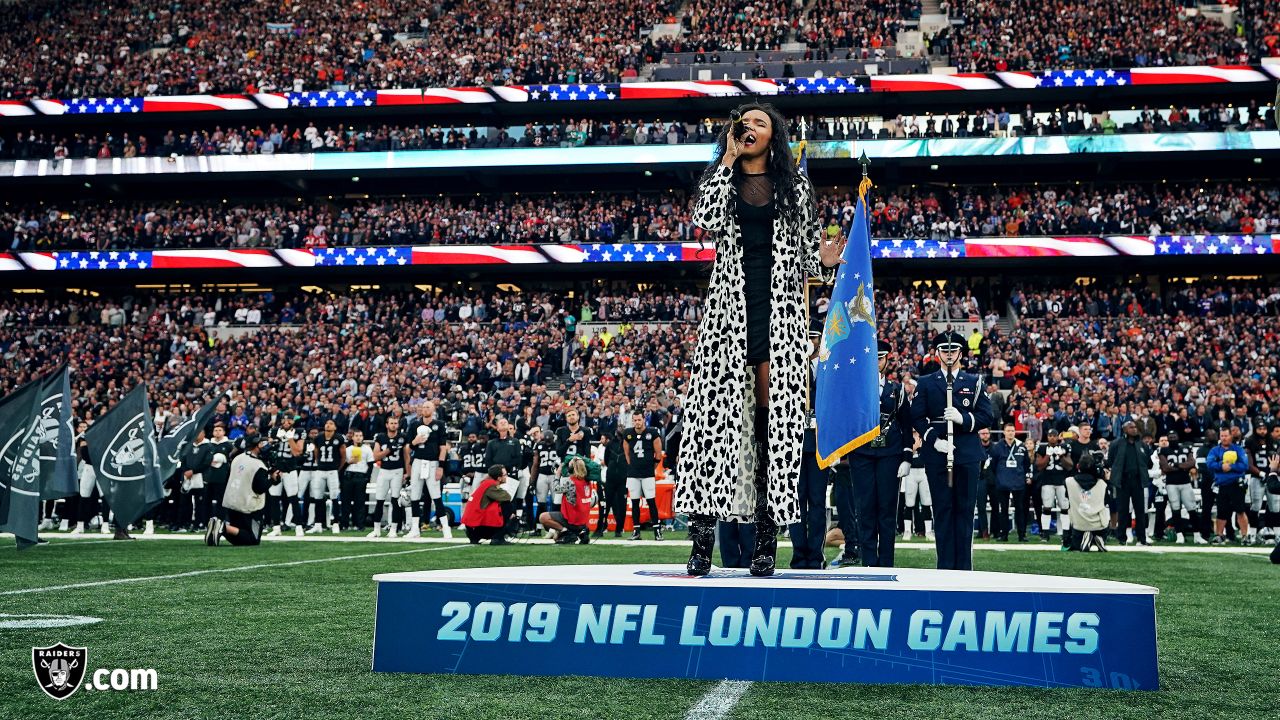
372,564,1158,689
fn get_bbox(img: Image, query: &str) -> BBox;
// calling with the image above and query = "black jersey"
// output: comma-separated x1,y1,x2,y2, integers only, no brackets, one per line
519,434,536,471
409,418,447,461
534,438,559,474
300,436,320,470
1035,442,1071,483
1159,444,1194,485
272,427,299,472
556,424,593,459
375,429,407,470
314,434,345,471
461,441,487,473
623,427,662,477
1245,436,1271,474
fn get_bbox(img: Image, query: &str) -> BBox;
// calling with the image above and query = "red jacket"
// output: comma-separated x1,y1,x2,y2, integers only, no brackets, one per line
461,478,505,528
560,476,594,526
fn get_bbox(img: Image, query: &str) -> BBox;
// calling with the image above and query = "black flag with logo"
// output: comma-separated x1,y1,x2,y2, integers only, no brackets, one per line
0,379,46,548
159,396,219,480
37,365,77,500
84,384,164,528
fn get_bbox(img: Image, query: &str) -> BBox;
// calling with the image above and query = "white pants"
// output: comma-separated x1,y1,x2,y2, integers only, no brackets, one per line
308,470,340,500
1250,476,1280,512
534,471,557,502
411,459,440,500
904,467,930,507
1166,483,1199,513
1040,483,1069,511
78,464,97,498
278,470,303,497
373,467,405,501
627,476,657,500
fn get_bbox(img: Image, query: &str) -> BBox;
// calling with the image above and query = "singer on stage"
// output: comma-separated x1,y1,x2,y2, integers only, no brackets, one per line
676,102,844,577
910,330,995,570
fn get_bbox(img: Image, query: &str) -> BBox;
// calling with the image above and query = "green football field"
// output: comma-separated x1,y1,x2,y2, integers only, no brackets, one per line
0,534,1273,720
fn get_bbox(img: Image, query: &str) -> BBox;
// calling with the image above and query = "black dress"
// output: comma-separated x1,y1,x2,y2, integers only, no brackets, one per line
736,184,775,366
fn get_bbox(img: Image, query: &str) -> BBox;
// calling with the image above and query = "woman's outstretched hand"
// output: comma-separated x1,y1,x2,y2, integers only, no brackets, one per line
819,235,847,267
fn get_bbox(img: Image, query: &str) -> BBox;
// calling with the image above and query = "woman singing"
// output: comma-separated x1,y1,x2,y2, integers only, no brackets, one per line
676,102,844,576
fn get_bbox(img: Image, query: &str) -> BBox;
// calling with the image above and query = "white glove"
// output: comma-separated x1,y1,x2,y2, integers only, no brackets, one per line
897,461,911,478
943,407,964,424
934,438,954,454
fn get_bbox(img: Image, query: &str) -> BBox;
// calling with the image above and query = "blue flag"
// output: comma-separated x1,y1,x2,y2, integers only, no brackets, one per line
815,177,881,468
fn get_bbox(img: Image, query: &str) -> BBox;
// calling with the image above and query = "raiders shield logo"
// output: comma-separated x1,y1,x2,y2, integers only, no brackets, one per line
98,413,152,482
32,643,88,700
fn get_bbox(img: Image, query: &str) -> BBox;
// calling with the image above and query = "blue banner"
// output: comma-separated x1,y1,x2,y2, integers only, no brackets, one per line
372,566,1159,689
815,179,881,468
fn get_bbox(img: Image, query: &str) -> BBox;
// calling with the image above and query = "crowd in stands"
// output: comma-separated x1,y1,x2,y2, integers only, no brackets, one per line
6,180,1279,252
797,0,922,53
1243,0,1280,61
953,0,1249,71
4,278,1280,450
4,101,1272,165
1,0,1275,100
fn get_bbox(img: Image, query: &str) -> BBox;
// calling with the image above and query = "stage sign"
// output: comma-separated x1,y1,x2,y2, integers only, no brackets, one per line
372,564,1158,689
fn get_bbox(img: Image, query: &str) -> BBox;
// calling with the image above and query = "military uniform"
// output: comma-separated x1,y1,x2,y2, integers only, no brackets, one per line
849,341,914,567
909,331,995,570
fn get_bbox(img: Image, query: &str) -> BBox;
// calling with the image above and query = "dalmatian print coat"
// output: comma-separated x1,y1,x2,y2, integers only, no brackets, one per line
674,165,833,525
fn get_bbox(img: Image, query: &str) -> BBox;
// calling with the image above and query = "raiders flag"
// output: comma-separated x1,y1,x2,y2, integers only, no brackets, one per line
84,384,164,529
0,380,47,548
158,396,220,480
36,365,77,501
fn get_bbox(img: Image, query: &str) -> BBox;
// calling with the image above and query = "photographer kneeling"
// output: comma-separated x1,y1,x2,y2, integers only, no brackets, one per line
206,436,276,547
540,457,595,544
461,465,512,545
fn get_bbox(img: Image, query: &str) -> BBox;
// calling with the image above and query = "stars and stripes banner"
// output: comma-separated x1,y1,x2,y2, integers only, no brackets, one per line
780,77,868,95
527,84,617,101
0,65,1271,120
9,236,1280,273
870,238,966,259
1152,234,1276,255
64,97,143,114
1038,69,1132,88
288,90,376,108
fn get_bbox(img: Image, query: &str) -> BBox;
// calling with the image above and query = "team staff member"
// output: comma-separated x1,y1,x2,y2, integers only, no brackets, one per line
623,411,664,541
341,429,373,532
206,437,275,547
910,330,995,571
1106,421,1155,545
409,402,449,534
848,340,913,568
1207,431,1251,545
989,423,1033,542
483,417,525,524
597,431,628,538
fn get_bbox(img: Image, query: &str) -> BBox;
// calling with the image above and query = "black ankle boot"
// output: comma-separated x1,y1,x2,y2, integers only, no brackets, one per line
686,513,716,576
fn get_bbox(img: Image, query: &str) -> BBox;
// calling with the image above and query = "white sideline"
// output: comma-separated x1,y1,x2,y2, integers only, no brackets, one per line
0,544,472,596
685,680,752,720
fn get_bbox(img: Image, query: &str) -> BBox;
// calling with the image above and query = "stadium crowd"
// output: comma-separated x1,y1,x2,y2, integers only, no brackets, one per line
1,0,1276,101
1244,0,1280,61
5,101,1273,165
7,276,1280,546
5,180,1279,252
953,0,1250,71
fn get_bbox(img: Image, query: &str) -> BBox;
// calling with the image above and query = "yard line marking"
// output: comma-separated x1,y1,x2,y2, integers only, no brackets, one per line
685,680,752,720
0,544,472,597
